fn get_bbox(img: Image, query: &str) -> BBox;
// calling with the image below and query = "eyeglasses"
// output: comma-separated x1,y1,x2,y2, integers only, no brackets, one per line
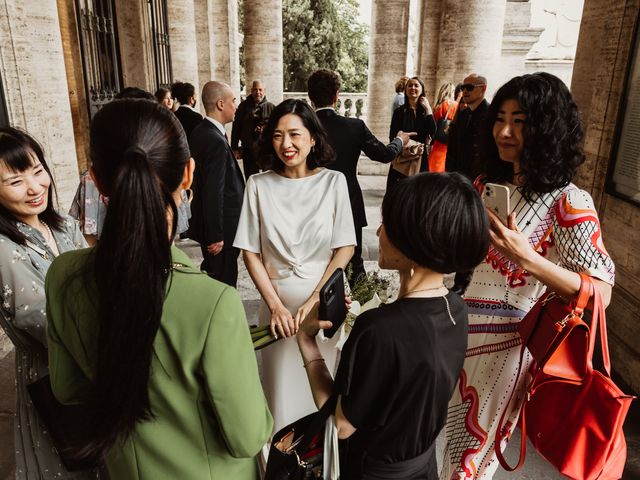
461,83,486,92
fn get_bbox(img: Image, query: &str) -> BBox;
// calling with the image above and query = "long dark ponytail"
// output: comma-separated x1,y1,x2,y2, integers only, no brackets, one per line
79,99,189,458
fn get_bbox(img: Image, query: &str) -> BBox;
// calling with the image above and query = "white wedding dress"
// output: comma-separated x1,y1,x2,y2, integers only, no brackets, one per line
234,168,356,432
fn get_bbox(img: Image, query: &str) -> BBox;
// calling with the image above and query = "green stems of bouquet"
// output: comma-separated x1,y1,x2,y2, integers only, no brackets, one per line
250,325,280,351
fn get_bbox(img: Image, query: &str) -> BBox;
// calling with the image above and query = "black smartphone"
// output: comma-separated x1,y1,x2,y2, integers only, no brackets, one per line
319,268,347,339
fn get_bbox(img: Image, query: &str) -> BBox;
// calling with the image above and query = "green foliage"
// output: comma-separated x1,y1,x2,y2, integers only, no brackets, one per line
282,0,369,92
345,264,392,305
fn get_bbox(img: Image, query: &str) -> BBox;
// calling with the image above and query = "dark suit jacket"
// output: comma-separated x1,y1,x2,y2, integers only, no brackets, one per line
445,99,489,180
175,105,203,139
316,109,402,228
188,119,245,246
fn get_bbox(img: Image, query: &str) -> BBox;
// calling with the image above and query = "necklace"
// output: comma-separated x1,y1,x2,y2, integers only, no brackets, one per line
40,221,52,242
399,284,457,325
39,220,60,256
399,284,446,299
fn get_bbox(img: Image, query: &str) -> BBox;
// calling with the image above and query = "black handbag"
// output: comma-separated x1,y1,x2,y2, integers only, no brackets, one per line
27,375,102,471
434,103,455,144
264,396,337,480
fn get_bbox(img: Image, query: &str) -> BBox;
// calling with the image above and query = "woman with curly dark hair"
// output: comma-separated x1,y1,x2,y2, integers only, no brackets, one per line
234,99,356,434
441,72,616,479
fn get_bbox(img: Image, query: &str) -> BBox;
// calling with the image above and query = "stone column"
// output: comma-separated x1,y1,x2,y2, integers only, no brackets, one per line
243,0,283,103
417,0,444,98
0,1,80,208
210,0,241,94
435,0,508,98
366,0,411,141
167,0,200,101
0,0,81,475
194,0,214,91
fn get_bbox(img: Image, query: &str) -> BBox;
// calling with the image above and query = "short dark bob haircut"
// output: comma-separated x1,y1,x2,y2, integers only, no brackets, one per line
258,99,334,171
483,72,585,200
170,82,196,105
0,127,64,244
308,69,341,108
382,172,489,273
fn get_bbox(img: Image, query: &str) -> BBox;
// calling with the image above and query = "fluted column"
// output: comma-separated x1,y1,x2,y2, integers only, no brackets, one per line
194,0,214,91
211,0,240,94
167,0,200,99
416,0,444,98
435,0,507,98
243,0,283,103
366,0,411,141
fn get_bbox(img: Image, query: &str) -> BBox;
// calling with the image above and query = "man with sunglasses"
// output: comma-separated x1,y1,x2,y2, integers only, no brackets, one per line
445,73,489,180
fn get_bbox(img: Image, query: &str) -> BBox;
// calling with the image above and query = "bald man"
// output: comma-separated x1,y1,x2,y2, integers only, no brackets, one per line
231,80,275,179
445,73,489,180
187,81,245,286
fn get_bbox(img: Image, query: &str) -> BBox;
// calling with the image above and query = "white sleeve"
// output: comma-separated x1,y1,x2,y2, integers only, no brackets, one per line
553,189,615,285
330,173,357,249
233,176,262,253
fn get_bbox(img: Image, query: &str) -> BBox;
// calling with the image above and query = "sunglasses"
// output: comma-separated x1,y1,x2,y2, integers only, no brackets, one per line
461,83,485,92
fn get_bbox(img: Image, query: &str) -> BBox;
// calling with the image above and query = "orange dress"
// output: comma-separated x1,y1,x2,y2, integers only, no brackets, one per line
428,100,458,172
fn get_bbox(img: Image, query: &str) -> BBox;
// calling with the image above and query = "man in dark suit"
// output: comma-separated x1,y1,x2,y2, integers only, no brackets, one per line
308,69,414,285
171,81,203,139
188,81,244,287
445,73,489,180
231,79,275,180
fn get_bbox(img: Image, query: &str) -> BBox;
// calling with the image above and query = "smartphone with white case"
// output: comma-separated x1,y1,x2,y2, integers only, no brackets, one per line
482,183,511,224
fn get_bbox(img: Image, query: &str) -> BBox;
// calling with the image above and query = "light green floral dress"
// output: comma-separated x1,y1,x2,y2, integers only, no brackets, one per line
0,217,98,480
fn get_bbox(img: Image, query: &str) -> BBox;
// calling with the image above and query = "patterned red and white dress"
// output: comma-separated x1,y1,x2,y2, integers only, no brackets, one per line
440,183,615,480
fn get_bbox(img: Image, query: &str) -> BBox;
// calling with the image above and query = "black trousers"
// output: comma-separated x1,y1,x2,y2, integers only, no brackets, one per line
242,146,260,180
200,245,239,287
347,227,366,288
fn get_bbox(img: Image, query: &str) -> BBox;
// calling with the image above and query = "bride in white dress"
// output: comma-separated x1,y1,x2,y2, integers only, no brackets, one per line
234,99,356,432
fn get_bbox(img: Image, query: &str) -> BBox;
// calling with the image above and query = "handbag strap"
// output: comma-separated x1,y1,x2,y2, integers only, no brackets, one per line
445,102,455,122
494,344,528,471
298,394,338,453
573,272,592,314
585,276,611,376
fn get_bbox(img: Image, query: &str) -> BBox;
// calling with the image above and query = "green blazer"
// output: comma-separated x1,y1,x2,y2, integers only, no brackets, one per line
46,246,273,479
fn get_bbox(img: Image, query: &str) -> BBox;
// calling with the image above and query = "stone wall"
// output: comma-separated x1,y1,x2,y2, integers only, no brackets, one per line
571,0,640,393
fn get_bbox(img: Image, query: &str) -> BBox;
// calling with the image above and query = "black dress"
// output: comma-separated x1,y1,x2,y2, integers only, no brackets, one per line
387,105,436,189
334,293,468,479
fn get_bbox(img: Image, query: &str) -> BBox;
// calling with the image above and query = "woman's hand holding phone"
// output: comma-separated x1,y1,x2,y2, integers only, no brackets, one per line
486,209,538,267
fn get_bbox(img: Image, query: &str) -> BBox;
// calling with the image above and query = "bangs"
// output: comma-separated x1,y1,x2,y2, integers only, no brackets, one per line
0,132,42,173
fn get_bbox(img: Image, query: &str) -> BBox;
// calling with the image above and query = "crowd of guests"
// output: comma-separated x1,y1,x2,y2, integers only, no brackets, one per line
0,67,615,480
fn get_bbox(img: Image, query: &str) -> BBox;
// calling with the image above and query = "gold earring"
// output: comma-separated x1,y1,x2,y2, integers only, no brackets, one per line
184,188,194,204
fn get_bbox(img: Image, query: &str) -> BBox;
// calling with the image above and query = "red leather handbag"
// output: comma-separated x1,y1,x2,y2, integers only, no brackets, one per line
517,272,592,381
496,278,636,479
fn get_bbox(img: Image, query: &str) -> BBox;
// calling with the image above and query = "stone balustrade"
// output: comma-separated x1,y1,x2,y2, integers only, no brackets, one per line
282,92,368,123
